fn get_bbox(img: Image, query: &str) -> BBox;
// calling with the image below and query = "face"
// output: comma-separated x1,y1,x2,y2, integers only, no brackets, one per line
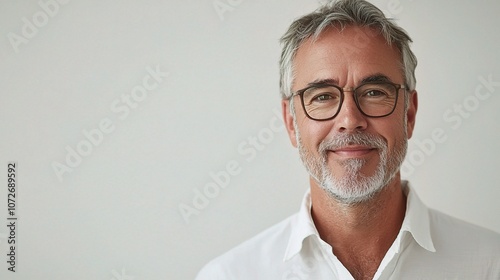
282,26,418,204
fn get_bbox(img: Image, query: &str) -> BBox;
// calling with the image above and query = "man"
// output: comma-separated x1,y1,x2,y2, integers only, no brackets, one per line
196,0,500,279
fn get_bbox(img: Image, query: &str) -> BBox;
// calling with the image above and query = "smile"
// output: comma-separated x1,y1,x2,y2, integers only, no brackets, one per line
329,145,377,158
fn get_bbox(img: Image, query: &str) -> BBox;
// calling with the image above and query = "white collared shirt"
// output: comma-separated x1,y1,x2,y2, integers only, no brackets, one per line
196,181,500,279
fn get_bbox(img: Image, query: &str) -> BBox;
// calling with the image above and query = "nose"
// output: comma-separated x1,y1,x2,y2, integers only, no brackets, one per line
334,92,368,133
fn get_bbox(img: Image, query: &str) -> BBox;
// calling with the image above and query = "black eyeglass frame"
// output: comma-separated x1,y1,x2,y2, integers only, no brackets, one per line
292,81,406,121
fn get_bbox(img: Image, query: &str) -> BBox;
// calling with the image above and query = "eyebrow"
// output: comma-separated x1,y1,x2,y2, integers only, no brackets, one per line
306,78,339,88
306,74,393,88
359,74,393,84
294,80,331,95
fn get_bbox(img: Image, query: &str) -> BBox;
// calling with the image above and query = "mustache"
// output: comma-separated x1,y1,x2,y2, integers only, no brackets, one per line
319,132,387,155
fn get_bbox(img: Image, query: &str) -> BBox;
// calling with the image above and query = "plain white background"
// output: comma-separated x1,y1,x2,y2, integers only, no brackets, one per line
0,0,499,279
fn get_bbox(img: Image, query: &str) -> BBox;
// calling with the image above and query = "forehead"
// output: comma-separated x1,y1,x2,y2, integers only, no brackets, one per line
292,25,403,89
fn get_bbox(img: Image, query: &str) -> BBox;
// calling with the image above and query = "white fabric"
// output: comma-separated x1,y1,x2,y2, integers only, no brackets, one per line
196,181,500,279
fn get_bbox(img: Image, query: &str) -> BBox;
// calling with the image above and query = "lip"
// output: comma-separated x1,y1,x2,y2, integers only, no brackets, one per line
329,145,376,158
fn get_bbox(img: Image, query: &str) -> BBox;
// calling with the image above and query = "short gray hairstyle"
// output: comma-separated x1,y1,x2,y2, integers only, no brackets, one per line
279,0,417,99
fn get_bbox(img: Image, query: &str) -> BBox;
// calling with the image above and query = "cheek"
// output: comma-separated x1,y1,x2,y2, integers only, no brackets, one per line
297,117,331,148
383,118,408,151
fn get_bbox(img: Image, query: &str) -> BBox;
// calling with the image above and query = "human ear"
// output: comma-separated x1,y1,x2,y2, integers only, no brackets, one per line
282,99,298,147
406,90,418,138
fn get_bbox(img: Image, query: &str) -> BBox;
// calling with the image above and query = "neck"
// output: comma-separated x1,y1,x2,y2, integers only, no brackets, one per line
310,174,406,279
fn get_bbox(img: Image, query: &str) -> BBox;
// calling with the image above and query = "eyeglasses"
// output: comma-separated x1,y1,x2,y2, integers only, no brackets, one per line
293,81,406,121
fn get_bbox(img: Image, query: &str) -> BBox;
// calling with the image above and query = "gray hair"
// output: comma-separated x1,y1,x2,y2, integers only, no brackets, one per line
279,0,417,99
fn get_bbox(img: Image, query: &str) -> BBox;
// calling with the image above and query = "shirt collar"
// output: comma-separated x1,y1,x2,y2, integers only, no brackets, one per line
283,188,317,261
283,181,435,261
400,180,436,252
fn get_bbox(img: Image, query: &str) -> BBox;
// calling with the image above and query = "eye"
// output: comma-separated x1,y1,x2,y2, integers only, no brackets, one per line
363,89,388,98
313,93,335,102
303,86,341,105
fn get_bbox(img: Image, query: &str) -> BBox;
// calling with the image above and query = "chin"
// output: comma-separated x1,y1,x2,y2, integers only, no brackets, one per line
318,163,390,205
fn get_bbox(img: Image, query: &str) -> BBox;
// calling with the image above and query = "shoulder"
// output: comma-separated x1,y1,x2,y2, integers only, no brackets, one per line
428,208,500,255
195,214,297,280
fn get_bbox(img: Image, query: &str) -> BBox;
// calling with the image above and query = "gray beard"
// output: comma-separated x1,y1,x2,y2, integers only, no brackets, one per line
296,126,407,205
